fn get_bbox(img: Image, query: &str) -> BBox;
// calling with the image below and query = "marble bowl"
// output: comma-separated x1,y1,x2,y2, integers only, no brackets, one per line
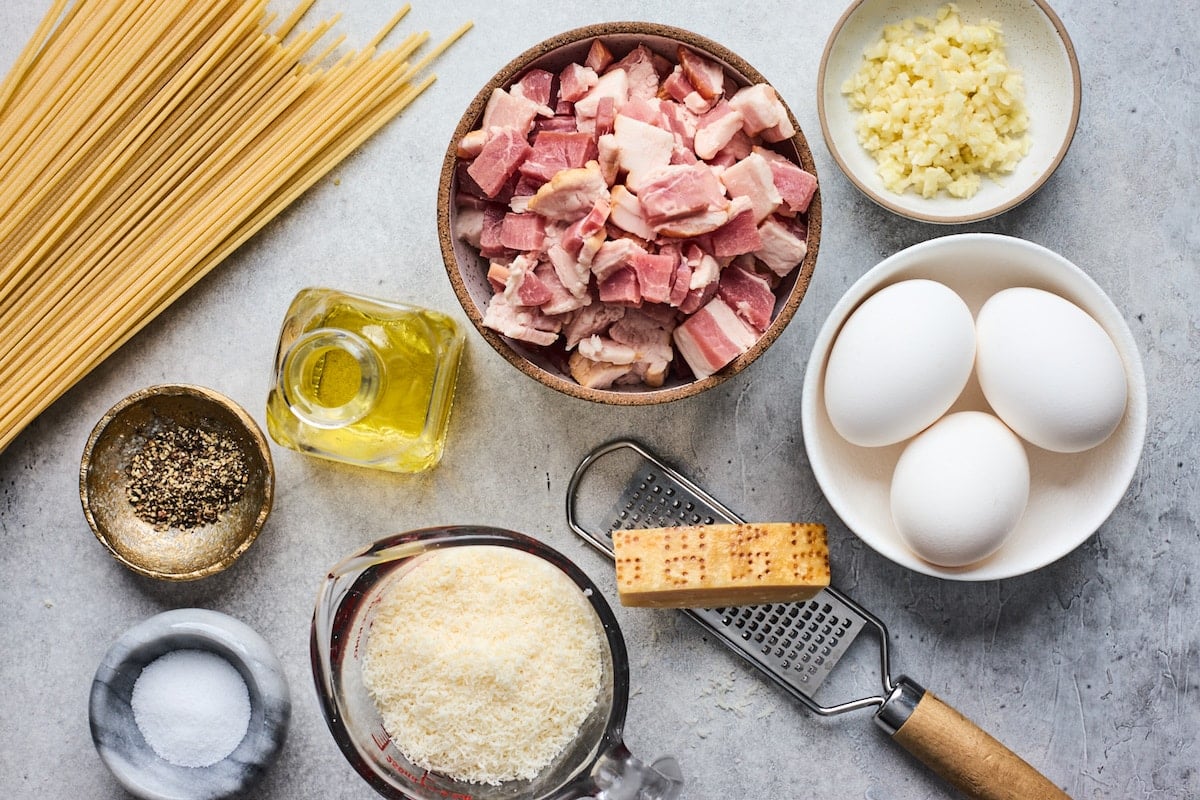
89,608,291,800
438,22,821,404
818,0,1081,223
801,234,1147,580
80,384,274,580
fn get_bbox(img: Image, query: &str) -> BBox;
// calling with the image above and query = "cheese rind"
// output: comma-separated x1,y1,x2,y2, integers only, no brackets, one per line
612,522,830,608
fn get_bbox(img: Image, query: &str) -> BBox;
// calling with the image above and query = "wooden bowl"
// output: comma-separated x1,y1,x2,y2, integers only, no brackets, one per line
438,22,821,405
80,384,274,581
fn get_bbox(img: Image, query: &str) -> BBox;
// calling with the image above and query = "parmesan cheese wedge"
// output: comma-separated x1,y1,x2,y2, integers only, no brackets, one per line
612,523,830,608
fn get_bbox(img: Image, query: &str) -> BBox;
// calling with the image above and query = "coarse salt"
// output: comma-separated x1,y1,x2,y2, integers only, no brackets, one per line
131,649,251,768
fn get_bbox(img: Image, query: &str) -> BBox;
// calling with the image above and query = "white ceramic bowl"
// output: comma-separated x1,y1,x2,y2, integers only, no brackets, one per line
818,0,1080,223
801,234,1147,580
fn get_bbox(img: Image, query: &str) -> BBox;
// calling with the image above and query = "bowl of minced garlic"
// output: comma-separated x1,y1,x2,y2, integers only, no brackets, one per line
819,0,1080,223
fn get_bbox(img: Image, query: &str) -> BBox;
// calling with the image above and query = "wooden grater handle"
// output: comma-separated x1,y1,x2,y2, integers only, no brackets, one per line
875,677,1071,800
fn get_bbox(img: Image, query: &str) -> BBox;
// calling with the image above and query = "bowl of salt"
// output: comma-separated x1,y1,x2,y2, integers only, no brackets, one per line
89,608,291,800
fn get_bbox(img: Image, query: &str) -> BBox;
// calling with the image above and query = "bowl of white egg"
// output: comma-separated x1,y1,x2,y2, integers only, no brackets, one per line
800,233,1147,580
818,0,1081,223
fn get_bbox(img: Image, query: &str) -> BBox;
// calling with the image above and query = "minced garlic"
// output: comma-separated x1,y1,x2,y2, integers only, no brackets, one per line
842,4,1031,199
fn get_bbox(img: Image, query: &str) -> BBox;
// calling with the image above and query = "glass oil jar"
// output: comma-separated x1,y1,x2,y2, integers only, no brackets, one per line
266,288,465,473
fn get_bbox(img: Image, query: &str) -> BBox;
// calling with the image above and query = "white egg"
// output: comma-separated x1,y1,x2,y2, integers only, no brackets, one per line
890,411,1029,568
975,288,1127,453
824,279,975,447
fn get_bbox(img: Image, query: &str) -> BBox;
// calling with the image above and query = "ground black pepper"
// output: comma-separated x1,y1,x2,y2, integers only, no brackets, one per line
126,423,250,530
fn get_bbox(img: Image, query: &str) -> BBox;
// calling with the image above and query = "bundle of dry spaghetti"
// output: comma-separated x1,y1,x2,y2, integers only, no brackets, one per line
0,0,470,452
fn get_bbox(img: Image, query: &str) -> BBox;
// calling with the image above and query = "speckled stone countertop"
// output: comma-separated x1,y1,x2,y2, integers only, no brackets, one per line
1,1,1196,798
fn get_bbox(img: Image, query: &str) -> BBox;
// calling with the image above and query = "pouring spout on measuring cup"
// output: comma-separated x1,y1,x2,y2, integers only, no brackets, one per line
582,743,683,800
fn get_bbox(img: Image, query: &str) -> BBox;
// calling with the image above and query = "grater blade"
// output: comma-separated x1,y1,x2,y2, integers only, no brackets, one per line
566,439,893,717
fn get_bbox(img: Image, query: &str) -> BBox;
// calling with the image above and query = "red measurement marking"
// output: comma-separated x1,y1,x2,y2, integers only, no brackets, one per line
371,727,472,800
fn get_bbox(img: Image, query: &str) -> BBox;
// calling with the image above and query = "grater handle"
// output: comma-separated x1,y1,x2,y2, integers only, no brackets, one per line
876,677,1071,800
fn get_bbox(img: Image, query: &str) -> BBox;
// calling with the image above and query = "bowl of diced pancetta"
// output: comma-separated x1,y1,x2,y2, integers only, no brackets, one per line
438,22,821,404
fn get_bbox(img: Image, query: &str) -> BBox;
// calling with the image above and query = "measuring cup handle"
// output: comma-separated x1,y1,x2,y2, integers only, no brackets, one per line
875,677,1071,800
583,743,684,800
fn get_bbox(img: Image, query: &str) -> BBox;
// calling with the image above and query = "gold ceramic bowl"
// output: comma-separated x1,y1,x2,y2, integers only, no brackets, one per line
80,384,274,581
438,22,821,405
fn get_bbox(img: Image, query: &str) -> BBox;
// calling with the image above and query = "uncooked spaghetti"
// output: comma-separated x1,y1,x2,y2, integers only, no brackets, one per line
0,0,470,451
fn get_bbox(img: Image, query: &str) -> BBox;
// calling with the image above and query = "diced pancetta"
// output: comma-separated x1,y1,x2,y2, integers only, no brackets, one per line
576,327,674,388
710,197,763,258
585,39,614,73
728,84,794,142
677,46,724,101
527,160,610,221
596,133,621,185
610,45,661,101
617,96,661,126
547,243,590,299
519,130,599,183
456,129,487,159
481,87,541,136
486,260,510,293
612,113,675,191
661,66,695,104
694,100,744,160
559,63,598,103
578,335,639,365
575,69,629,124
629,251,675,304
755,214,808,276
499,212,546,252
637,163,728,227
678,274,719,315
754,146,818,215
685,243,720,290
672,296,759,378
608,184,657,240
659,100,698,155
717,264,775,332
456,38,817,391
667,257,692,307
563,301,626,349
594,96,617,137
707,129,752,169
568,350,632,389
479,205,508,258
590,237,647,282
719,151,782,222
534,115,580,134
534,261,588,315
560,197,611,257
513,68,555,109
467,128,532,198
503,254,553,307
597,266,641,306
454,205,485,249
483,293,560,347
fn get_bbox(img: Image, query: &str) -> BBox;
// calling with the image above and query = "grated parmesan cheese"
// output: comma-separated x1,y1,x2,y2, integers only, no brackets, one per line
842,3,1031,198
361,545,604,785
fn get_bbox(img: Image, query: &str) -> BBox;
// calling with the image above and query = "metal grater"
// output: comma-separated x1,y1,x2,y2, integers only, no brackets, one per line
566,439,892,716
566,440,1072,799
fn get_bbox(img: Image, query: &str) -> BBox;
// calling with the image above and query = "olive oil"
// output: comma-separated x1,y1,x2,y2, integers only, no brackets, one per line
267,288,465,472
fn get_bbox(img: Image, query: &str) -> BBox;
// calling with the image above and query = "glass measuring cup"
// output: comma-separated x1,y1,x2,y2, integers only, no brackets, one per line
311,526,683,800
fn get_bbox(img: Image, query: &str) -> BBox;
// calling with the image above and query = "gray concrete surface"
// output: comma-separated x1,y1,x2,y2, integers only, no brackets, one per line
1,1,1196,798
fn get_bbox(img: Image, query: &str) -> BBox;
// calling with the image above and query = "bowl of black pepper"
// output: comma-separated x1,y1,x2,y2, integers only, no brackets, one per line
80,384,274,581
